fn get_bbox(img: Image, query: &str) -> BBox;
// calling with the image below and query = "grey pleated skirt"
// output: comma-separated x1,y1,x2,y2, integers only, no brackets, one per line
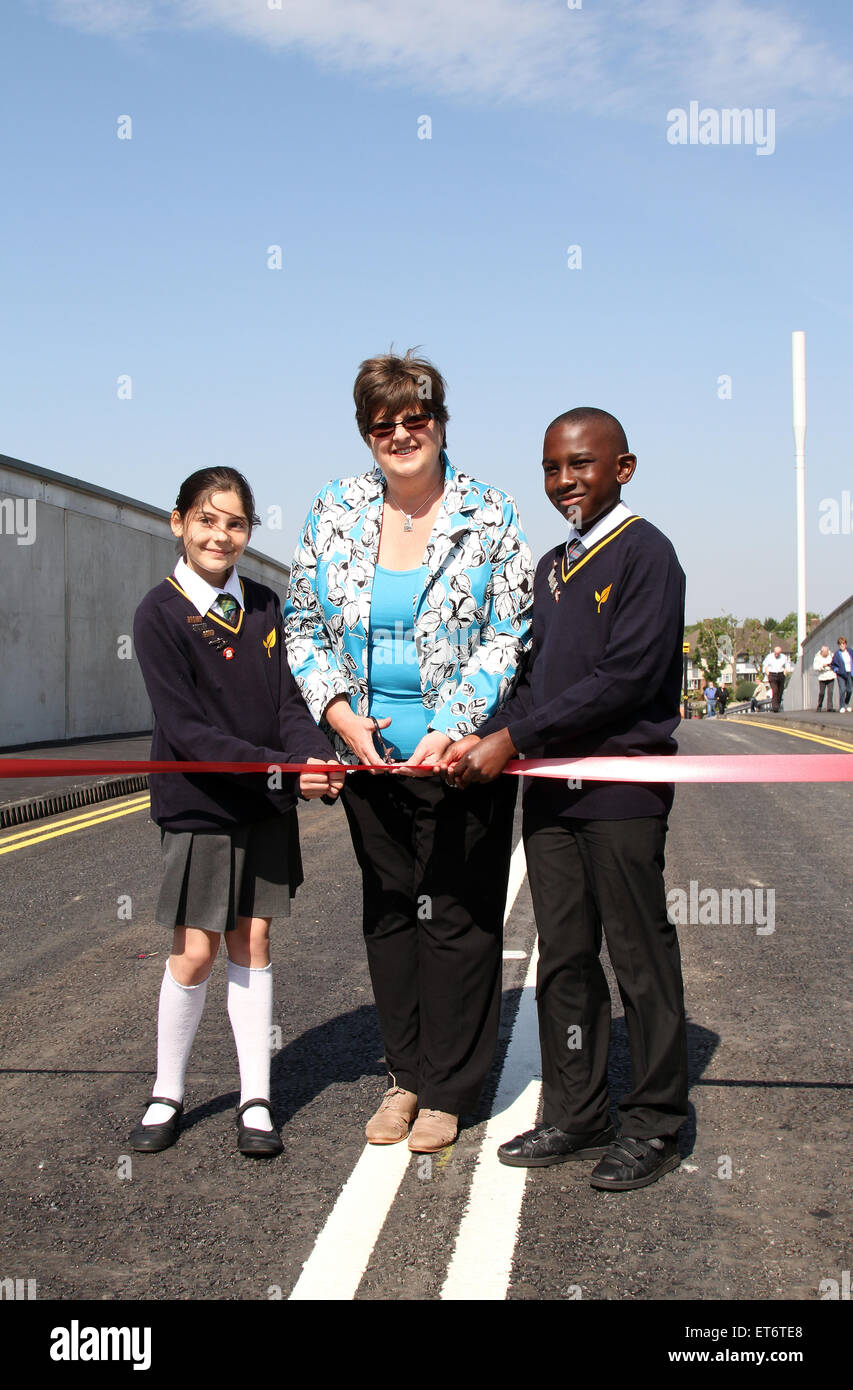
155,811,303,932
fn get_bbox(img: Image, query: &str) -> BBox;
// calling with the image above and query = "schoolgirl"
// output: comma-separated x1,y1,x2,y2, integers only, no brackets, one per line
130,467,343,1157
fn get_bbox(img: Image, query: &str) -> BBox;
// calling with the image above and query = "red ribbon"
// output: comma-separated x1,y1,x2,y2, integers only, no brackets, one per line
1,755,851,782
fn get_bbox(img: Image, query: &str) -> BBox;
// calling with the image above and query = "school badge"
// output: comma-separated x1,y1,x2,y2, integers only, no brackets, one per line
223,647,235,660
263,627,277,658
595,583,612,613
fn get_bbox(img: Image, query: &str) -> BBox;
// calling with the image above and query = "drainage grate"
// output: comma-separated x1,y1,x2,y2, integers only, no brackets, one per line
0,775,150,829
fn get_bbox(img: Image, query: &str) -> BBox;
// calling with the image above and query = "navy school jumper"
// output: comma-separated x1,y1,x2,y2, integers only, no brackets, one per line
133,574,334,832
479,513,686,820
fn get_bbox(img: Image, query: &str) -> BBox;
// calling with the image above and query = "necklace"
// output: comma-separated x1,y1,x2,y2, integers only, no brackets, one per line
384,476,443,532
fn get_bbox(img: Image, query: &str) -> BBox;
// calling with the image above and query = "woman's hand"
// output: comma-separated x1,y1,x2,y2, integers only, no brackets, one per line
440,728,517,788
299,757,347,800
324,695,392,768
397,731,452,777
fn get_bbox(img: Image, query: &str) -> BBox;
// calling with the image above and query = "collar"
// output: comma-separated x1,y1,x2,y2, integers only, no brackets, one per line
174,556,245,618
566,499,633,553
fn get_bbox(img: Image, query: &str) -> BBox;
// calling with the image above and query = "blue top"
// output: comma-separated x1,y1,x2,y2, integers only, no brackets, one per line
367,564,430,759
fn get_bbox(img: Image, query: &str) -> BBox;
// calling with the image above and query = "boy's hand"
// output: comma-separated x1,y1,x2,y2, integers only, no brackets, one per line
299,758,346,800
437,734,481,783
442,729,518,787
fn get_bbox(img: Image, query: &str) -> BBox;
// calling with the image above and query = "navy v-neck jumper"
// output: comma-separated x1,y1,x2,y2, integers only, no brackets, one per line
133,575,334,831
479,515,686,819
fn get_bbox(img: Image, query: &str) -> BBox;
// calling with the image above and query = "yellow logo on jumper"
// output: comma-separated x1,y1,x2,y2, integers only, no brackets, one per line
595,584,612,613
263,628,277,657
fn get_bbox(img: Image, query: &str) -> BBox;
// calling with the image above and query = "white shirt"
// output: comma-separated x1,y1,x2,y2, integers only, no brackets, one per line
566,500,634,554
174,556,244,618
813,651,834,678
838,648,852,673
763,652,789,674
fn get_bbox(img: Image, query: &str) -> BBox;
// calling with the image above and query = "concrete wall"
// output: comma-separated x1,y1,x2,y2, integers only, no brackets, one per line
785,595,853,710
0,455,291,747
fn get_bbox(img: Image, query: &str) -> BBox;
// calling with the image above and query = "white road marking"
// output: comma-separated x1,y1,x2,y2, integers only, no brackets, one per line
288,1140,412,1301
288,836,532,1301
440,937,542,1301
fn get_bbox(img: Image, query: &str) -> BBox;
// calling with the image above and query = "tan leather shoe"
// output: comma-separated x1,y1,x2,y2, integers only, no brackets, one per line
365,1086,418,1144
407,1109,458,1153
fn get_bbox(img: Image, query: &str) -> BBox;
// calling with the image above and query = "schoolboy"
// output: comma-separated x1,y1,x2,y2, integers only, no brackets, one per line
442,407,688,1190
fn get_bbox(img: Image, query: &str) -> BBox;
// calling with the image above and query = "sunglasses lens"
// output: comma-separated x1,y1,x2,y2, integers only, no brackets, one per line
369,413,432,437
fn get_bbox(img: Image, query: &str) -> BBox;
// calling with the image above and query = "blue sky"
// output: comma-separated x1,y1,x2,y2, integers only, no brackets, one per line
2,0,852,624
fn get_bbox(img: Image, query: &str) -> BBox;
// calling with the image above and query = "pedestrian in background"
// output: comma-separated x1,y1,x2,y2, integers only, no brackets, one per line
703,680,717,718
813,645,835,712
750,679,771,712
716,683,729,717
831,637,853,712
762,646,788,712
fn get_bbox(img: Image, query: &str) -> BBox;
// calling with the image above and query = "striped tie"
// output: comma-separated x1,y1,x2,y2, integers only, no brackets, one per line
211,594,239,624
564,536,586,568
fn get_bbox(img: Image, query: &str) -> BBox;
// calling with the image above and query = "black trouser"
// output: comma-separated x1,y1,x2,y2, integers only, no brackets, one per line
817,681,834,711
341,772,517,1113
522,811,688,1139
769,672,785,711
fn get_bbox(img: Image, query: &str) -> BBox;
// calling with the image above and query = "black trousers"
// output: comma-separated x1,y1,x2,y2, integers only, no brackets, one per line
523,811,688,1139
341,772,517,1113
769,672,785,711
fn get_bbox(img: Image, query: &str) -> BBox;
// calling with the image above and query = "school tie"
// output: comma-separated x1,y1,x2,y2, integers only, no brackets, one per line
564,535,586,568
210,593,239,624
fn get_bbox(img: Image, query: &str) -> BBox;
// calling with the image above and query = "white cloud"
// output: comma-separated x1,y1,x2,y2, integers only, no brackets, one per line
46,0,853,119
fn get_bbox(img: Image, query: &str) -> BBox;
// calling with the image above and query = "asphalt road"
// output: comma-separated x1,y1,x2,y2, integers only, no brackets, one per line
1,718,850,1323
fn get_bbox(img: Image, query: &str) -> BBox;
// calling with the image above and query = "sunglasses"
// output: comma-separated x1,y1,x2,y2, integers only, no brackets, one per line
367,412,434,439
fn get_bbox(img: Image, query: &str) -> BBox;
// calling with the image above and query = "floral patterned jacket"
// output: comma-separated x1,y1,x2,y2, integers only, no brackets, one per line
282,452,534,761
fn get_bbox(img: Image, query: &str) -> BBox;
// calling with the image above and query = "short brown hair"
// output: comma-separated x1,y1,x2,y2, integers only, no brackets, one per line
353,349,449,446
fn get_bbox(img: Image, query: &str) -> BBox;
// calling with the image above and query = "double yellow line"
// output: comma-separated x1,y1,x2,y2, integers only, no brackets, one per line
726,718,853,753
0,793,150,856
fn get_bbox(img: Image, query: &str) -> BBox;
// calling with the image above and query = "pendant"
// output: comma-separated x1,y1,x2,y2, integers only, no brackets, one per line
403,515,413,532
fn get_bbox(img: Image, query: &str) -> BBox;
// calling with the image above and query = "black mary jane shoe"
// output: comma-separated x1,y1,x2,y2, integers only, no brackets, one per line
236,1098,283,1158
129,1096,183,1153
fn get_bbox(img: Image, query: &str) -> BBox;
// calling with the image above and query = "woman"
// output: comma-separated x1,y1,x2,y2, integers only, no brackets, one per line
283,350,533,1152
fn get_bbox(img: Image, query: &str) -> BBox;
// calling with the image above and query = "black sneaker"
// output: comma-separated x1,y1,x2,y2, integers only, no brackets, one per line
497,1122,616,1168
589,1135,681,1191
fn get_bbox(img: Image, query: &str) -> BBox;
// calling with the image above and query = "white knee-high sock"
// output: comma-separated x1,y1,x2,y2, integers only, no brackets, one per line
227,961,274,1131
143,963,209,1125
